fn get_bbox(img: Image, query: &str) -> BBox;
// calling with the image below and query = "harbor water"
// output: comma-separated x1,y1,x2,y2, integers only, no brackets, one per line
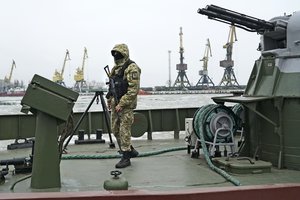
0,93,228,115
0,93,231,150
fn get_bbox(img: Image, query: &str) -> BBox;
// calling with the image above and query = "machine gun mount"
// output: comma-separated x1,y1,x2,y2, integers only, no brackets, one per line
198,5,290,56
197,4,286,34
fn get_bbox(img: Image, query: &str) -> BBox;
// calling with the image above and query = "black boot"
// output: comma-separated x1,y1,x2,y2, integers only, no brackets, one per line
115,151,131,168
118,146,139,158
130,145,139,158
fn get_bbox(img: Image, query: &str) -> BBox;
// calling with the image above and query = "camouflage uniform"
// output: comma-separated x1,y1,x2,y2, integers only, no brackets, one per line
107,44,141,152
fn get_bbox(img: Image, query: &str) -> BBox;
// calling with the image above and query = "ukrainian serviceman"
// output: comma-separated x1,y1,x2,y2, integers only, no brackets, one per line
107,43,141,168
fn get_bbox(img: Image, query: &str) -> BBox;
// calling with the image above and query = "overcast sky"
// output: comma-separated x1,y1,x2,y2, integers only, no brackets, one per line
0,0,298,87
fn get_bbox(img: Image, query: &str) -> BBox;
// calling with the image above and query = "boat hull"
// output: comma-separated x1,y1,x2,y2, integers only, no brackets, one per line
1,184,300,200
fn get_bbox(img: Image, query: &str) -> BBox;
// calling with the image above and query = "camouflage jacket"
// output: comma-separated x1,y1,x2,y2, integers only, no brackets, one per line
108,43,141,109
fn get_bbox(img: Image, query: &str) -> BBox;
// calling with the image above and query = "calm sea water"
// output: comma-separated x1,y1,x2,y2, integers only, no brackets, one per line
0,93,227,115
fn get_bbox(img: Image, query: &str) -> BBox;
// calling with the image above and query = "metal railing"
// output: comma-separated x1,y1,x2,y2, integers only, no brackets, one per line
0,107,198,141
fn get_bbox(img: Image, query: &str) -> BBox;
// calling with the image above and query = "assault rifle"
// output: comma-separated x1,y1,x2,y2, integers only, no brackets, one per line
104,65,122,151
197,5,282,34
104,65,119,104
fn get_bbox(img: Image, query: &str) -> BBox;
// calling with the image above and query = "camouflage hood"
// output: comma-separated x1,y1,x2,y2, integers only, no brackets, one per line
111,43,130,66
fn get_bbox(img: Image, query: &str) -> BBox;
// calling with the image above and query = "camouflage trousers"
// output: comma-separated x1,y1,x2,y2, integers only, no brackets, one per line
111,107,134,151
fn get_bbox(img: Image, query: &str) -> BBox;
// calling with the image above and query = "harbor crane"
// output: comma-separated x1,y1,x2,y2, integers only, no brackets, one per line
218,25,239,87
196,39,215,87
74,47,88,92
53,49,71,86
173,27,191,88
4,60,16,84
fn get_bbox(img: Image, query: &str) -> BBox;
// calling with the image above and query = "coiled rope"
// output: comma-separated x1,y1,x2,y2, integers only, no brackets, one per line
193,104,241,186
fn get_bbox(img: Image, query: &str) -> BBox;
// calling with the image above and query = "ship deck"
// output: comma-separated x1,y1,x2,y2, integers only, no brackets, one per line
1,134,300,194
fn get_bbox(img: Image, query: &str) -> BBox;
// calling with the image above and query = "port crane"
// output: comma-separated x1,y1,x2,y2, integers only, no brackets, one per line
218,25,239,87
196,39,215,87
4,60,16,84
173,27,191,88
53,49,71,86
73,47,88,92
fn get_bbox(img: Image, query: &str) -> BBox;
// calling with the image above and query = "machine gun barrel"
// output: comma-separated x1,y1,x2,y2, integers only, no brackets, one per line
198,4,275,34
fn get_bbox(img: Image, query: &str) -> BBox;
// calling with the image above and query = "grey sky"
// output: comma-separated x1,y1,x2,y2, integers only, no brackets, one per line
0,0,298,87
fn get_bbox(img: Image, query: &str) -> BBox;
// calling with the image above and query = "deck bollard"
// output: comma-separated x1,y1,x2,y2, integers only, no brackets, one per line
96,129,103,140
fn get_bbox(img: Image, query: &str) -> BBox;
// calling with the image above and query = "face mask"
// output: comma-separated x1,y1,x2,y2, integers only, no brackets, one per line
112,51,124,60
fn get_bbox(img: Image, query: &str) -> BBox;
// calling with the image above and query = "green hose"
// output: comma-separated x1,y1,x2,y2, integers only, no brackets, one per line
61,146,187,160
232,103,244,117
193,104,241,186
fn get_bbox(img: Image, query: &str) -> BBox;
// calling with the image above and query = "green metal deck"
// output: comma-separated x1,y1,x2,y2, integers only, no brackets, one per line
1,136,300,193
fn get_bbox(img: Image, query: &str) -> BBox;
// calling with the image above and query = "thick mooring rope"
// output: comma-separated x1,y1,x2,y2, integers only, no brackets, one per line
61,146,187,160
193,104,241,186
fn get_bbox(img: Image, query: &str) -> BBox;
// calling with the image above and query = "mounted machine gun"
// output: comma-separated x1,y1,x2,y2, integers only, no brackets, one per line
198,4,288,87
198,5,278,34
197,4,287,51
197,5,300,170
53,49,71,86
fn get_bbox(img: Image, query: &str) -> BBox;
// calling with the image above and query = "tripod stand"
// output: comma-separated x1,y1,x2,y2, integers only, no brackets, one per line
63,91,117,151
